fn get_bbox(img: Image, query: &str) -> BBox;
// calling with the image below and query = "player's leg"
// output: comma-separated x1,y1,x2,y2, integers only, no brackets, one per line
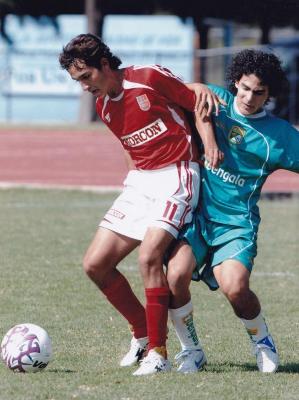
83,227,148,365
213,259,279,373
167,240,207,373
133,161,200,376
133,227,173,376
83,227,139,288
168,241,194,308
213,259,260,319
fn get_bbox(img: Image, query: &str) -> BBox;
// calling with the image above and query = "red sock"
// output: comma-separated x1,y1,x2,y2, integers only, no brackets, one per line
145,287,170,351
101,274,147,338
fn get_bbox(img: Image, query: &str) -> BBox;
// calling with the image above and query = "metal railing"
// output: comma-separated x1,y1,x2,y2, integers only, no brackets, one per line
0,45,298,124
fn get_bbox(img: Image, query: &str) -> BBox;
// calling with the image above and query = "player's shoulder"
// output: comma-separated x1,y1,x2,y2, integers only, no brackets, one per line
265,113,298,132
207,83,233,104
259,113,299,142
127,64,180,80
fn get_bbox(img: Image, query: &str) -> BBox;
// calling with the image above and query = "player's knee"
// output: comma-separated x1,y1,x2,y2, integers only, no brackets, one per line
83,253,106,283
221,281,249,303
167,268,189,295
138,249,160,270
83,254,96,278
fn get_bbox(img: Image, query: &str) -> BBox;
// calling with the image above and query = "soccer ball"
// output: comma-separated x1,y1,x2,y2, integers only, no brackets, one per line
1,323,52,373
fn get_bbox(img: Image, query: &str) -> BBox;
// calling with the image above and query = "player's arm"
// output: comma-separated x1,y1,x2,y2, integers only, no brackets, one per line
124,150,136,171
279,124,299,172
144,66,220,114
186,83,227,116
194,112,224,169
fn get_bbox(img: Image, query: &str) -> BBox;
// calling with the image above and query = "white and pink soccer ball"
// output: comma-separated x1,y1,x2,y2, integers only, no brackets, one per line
1,323,52,372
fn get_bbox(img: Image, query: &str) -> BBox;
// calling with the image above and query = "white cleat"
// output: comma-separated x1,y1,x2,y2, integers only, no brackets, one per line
133,347,171,376
120,336,148,367
253,335,279,373
175,349,207,373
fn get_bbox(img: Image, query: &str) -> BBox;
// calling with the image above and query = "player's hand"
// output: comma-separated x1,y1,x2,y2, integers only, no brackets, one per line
188,83,227,116
204,146,224,169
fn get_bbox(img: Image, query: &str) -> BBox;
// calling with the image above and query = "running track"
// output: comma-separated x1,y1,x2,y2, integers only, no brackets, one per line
0,126,298,192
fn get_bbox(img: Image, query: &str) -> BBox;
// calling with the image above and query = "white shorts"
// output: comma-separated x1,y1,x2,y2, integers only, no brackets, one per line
100,161,200,240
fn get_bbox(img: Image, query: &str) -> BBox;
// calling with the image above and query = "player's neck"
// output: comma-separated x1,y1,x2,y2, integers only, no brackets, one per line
108,69,125,98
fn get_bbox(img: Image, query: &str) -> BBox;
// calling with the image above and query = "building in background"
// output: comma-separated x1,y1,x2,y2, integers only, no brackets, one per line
0,14,196,124
0,14,298,124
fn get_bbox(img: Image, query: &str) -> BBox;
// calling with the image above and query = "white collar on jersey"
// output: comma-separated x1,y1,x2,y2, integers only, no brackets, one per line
108,79,153,102
233,97,267,119
110,91,124,101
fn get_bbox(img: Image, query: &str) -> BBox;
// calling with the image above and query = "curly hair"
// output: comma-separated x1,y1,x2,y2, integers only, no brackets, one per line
59,33,122,71
226,49,288,98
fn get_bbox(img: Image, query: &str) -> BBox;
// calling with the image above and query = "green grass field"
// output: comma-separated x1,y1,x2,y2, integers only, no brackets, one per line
0,188,298,400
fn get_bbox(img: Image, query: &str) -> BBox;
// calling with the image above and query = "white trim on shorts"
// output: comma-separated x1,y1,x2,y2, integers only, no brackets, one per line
100,161,200,240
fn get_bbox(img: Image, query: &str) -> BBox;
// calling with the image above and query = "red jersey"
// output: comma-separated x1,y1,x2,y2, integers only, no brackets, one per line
96,65,199,170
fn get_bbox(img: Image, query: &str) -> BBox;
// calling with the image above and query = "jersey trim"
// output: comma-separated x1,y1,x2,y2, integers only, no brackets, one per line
132,65,183,81
233,98,267,119
123,79,153,91
230,240,254,258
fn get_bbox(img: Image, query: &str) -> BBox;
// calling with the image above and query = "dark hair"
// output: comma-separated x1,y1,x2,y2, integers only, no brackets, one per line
59,33,122,71
226,49,288,98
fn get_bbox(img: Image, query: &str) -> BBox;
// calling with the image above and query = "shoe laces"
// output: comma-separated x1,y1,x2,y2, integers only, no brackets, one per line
140,349,163,365
252,336,274,356
175,349,192,362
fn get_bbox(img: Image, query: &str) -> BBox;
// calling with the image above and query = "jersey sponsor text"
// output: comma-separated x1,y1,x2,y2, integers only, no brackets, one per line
204,159,245,187
121,118,167,147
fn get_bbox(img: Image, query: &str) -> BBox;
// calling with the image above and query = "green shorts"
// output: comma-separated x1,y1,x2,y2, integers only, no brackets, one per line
180,215,258,290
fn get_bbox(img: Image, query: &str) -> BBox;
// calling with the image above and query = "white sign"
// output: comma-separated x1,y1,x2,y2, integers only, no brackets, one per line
2,53,80,96
102,15,195,82
4,14,86,50
0,15,86,96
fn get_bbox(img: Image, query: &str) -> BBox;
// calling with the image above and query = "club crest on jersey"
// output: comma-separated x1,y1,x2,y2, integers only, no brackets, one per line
136,94,151,111
229,126,246,145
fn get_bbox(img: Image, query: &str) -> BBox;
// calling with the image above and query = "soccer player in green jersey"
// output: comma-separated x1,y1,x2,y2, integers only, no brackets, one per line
167,49,299,373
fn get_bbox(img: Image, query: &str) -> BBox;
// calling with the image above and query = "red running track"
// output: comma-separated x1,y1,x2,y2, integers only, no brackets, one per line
0,127,298,192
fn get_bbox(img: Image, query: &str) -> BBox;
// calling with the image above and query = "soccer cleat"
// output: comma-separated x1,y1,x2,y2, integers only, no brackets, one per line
120,336,148,367
132,347,171,376
175,349,207,373
252,335,279,373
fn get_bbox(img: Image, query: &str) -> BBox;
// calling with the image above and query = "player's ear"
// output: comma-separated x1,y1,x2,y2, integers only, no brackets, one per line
100,57,109,71
235,81,240,90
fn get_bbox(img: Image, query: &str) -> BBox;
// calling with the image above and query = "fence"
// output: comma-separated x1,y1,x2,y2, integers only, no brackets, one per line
0,45,298,124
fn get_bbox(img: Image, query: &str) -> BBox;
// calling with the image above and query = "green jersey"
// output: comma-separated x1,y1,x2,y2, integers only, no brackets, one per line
200,84,299,233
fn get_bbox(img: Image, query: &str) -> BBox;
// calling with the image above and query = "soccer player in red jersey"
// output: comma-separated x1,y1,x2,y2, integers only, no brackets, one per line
59,33,223,375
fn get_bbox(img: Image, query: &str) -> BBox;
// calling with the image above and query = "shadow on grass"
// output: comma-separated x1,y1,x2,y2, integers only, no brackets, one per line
47,368,77,373
205,362,299,374
206,362,257,373
278,363,299,374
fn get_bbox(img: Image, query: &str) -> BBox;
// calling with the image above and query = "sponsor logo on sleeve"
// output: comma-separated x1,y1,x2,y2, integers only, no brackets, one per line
229,126,246,145
121,118,167,147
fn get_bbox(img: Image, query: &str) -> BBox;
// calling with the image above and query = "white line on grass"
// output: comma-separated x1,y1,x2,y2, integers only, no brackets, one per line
253,271,296,277
0,181,122,193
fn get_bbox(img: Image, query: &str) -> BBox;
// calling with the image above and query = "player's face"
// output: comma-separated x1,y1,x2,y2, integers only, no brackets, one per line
68,59,112,98
235,74,269,115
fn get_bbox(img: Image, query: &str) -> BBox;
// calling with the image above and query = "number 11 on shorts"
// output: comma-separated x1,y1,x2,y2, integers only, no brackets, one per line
163,201,178,221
